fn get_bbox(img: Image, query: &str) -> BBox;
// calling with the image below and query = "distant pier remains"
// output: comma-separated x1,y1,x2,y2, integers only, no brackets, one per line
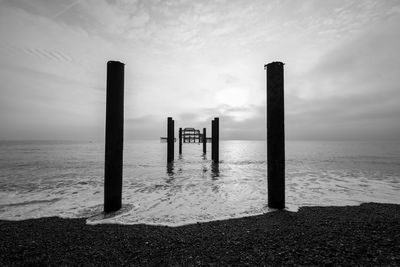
162,119,218,163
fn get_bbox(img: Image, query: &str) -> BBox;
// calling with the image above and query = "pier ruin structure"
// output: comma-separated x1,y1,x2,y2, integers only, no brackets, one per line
162,117,219,163
181,128,202,143
103,60,285,213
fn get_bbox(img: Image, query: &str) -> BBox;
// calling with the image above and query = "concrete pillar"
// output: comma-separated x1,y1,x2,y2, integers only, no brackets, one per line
212,118,219,163
167,117,174,163
265,61,285,209
179,128,182,155
203,128,206,154
211,120,215,161
104,61,124,213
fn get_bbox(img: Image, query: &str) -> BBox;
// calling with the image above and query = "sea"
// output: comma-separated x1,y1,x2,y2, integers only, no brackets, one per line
0,140,399,226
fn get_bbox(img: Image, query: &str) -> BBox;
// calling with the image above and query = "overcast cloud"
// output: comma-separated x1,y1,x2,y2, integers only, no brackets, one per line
0,0,399,140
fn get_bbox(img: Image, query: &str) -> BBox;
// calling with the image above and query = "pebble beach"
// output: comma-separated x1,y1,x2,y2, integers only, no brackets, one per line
1,202,399,266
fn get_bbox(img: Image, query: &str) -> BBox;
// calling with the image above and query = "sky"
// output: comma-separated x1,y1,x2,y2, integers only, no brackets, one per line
0,0,400,141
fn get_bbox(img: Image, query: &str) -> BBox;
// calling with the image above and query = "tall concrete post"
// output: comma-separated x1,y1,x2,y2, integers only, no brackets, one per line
179,128,182,155
104,61,124,213
211,120,215,161
265,61,285,209
203,128,206,154
167,117,174,163
214,118,219,163
212,118,219,163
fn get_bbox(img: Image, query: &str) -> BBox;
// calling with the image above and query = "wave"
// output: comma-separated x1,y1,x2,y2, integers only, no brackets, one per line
0,198,62,208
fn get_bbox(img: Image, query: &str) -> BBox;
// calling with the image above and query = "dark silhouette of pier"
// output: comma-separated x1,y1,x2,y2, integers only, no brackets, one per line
178,127,210,154
167,117,175,163
164,118,219,163
265,62,285,209
181,128,201,143
211,118,220,163
104,61,124,213
103,61,285,212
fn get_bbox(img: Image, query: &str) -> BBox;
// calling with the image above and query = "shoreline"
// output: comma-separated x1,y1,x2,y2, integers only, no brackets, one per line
1,202,399,266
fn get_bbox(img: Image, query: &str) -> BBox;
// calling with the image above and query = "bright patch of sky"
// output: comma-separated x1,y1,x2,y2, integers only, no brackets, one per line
0,0,399,140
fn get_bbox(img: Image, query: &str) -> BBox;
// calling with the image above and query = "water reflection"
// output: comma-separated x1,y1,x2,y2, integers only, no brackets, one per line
166,162,174,181
211,162,219,179
202,165,208,174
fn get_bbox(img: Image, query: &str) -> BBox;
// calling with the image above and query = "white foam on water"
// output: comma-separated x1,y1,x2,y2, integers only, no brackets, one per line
1,140,399,226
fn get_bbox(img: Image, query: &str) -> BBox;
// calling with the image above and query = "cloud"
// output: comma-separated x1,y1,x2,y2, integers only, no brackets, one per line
285,14,400,140
53,0,82,19
123,103,267,140
1,0,400,140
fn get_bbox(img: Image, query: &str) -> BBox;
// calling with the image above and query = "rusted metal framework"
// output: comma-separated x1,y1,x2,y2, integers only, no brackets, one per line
182,128,201,143
161,118,217,162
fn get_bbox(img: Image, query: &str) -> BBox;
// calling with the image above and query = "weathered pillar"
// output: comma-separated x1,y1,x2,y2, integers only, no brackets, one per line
211,120,215,161
212,118,219,163
214,118,219,162
265,61,285,209
167,117,174,163
203,128,206,154
104,61,124,213
179,128,182,155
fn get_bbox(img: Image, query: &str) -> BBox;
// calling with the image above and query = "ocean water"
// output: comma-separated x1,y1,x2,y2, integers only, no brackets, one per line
0,140,399,226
